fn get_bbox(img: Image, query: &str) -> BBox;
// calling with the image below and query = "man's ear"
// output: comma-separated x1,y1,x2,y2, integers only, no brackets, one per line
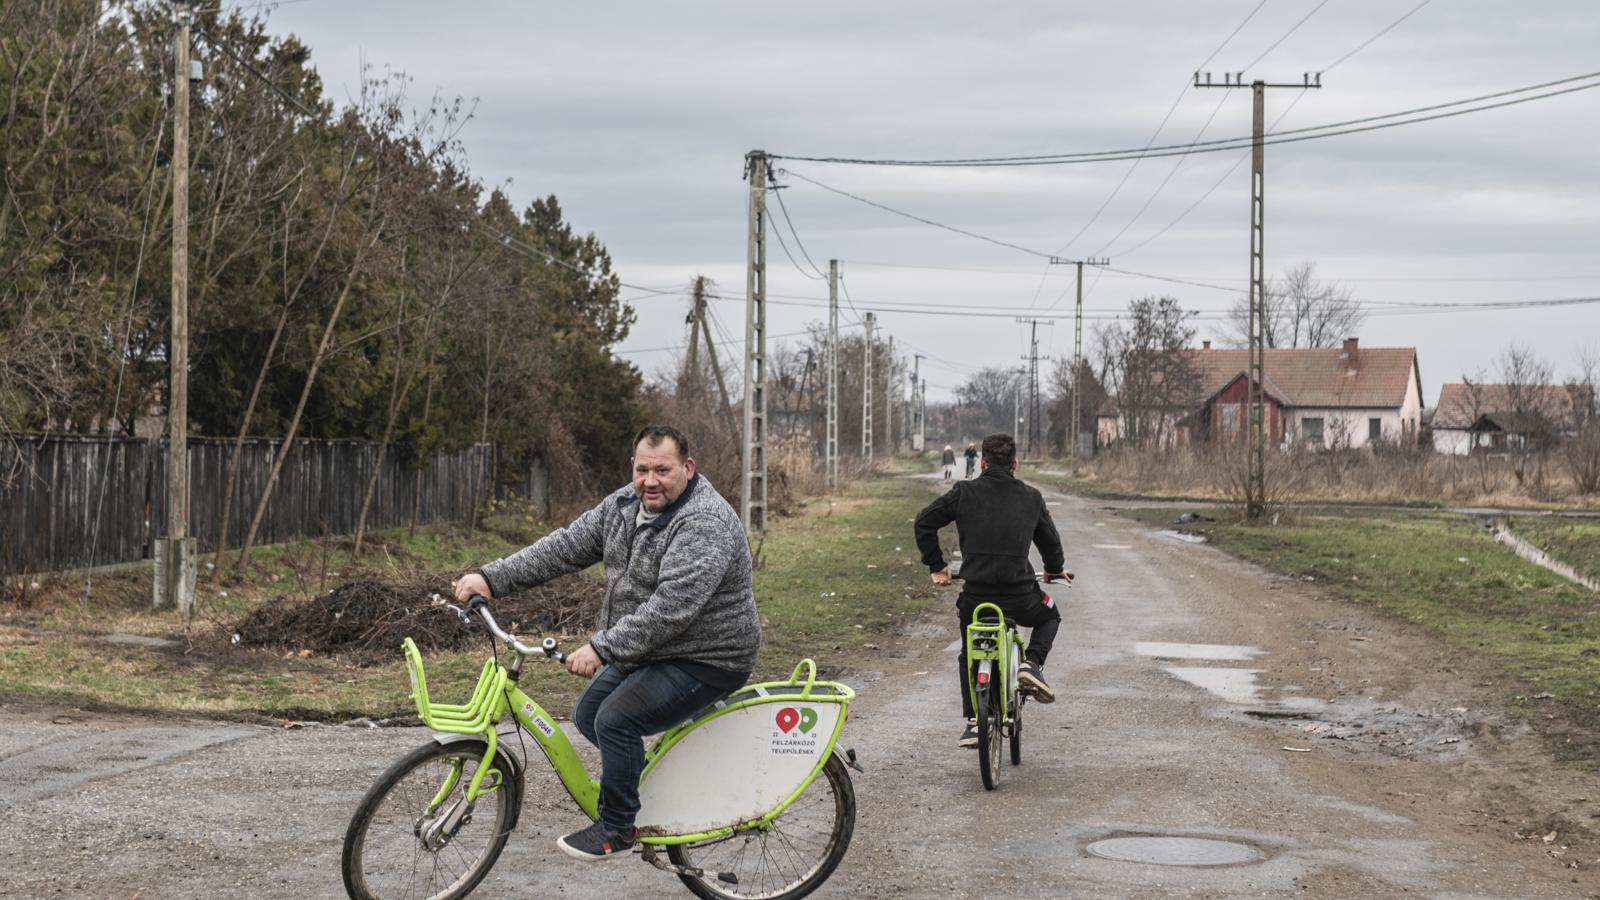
684,457,697,478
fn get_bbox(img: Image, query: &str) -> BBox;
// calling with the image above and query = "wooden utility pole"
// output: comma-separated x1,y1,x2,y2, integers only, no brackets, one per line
1197,71,1322,518
826,260,839,490
861,312,875,463
741,151,769,534
157,1,196,612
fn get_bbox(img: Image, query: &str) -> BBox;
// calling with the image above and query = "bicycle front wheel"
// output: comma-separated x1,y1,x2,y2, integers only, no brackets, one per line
342,739,517,900
977,683,1004,790
667,752,856,900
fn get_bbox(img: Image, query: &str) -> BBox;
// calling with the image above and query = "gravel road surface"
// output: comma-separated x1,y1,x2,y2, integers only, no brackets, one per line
2,479,1595,899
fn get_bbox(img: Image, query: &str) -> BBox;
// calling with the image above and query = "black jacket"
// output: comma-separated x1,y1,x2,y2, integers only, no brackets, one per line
914,466,1065,600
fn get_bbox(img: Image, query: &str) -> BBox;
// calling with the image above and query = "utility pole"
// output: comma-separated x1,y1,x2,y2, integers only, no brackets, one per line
157,1,196,612
826,259,839,490
861,312,875,463
911,355,925,452
919,376,928,452
1197,71,1322,519
1050,256,1109,460
1015,318,1054,458
885,335,895,456
741,151,769,534
1012,367,1026,442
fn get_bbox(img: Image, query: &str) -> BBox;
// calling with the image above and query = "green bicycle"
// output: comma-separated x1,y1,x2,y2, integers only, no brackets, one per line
341,596,859,900
960,572,1070,791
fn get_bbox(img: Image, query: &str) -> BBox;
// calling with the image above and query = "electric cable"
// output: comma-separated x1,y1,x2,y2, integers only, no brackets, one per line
769,183,828,279
770,70,1600,167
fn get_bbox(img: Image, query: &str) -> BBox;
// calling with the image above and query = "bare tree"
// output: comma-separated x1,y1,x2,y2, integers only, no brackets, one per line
1224,262,1365,349
1105,296,1198,449
1498,345,1557,489
1564,348,1600,495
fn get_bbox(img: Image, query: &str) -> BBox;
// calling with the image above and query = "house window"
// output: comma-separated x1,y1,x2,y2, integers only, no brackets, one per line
1221,404,1239,440
1302,417,1324,444
1368,418,1382,442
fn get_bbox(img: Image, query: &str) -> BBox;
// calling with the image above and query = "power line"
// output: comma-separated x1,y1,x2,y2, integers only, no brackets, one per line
1046,0,1269,260
1239,0,1331,72
836,258,1600,284
779,168,1053,259
1109,0,1435,259
770,69,1600,167
1323,0,1434,72
769,183,827,279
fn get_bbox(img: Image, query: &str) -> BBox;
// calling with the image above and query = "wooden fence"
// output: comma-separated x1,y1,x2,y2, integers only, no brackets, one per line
0,435,547,575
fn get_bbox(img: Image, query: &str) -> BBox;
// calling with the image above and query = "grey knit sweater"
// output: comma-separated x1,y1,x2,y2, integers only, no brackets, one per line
480,474,760,676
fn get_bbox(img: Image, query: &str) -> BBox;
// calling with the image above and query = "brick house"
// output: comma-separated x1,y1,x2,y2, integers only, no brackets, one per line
1188,339,1424,448
1100,338,1424,449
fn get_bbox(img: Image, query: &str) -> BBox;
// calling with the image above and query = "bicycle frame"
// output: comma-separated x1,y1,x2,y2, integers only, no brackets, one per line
963,602,1024,723
402,639,852,847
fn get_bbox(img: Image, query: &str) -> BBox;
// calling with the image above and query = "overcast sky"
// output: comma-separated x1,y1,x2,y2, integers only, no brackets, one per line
248,0,1600,405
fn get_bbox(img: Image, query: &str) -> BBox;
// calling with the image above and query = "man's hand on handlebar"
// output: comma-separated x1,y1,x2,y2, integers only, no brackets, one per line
452,573,490,604
930,566,952,586
566,643,602,678
1044,570,1075,584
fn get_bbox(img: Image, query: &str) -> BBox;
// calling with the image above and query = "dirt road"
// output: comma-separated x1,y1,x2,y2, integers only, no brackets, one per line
2,479,1596,898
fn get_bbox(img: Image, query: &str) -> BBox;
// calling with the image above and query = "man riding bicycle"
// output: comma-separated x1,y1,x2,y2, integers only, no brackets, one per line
453,425,758,861
913,433,1067,748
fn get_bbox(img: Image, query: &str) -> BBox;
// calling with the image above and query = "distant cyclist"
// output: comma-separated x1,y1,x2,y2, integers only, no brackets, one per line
963,443,978,479
914,433,1067,748
941,445,956,482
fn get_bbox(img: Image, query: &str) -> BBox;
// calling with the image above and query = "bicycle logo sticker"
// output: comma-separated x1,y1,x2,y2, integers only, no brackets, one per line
769,705,821,756
521,701,557,738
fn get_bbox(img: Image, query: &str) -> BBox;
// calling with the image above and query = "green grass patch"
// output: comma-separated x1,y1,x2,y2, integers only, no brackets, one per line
1506,516,1600,586
1,481,937,719
752,477,938,677
1125,505,1600,754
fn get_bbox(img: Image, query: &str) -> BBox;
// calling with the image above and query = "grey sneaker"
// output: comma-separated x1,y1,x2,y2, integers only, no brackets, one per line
958,719,979,748
1018,663,1055,704
557,821,636,861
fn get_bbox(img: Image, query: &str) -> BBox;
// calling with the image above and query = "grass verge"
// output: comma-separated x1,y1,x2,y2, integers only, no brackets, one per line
1122,505,1600,758
0,477,936,720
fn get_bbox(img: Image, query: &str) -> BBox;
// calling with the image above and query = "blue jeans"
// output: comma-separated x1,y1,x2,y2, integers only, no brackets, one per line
573,662,729,833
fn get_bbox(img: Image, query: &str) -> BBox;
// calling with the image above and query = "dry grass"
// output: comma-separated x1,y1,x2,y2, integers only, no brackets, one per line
1053,445,1600,510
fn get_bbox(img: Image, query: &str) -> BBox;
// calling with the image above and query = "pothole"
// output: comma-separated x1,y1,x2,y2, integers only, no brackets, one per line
1085,835,1262,867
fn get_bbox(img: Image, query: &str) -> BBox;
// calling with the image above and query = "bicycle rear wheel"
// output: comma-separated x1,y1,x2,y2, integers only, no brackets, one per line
667,752,856,900
342,739,516,900
977,683,1004,790
1009,690,1023,766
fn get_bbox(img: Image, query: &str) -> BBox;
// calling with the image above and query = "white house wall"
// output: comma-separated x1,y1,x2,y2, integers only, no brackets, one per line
1434,429,1473,455
1287,408,1415,449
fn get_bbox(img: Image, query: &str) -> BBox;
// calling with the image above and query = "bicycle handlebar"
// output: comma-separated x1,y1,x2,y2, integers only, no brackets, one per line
948,570,1074,585
439,594,564,662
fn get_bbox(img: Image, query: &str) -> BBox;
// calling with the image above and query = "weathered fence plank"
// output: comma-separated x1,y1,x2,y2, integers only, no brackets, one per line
0,435,545,575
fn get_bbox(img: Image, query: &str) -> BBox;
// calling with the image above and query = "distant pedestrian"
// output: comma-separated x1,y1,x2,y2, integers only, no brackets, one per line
941,445,956,482
963,443,978,479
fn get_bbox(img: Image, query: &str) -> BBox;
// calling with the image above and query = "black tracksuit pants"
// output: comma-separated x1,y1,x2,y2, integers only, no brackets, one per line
956,587,1061,718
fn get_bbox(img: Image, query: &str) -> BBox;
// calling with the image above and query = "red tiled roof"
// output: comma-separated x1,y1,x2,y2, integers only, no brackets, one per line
1433,383,1592,430
1185,345,1418,409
